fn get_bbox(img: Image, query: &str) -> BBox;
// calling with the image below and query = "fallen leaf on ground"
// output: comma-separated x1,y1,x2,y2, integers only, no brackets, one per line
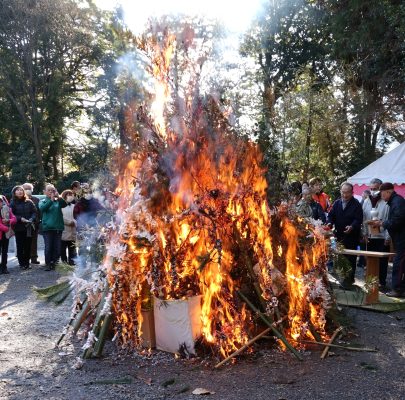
0,312,9,317
192,387,216,395
136,375,152,385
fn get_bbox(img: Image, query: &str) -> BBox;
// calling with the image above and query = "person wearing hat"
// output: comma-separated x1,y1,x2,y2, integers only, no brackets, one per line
368,182,405,297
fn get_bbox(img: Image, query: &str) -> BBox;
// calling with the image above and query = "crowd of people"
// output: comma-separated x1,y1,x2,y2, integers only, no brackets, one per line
0,181,106,274
1,176,404,298
291,177,405,297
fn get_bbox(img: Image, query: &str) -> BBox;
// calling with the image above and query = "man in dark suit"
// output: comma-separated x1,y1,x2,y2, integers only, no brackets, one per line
327,182,363,288
369,182,405,297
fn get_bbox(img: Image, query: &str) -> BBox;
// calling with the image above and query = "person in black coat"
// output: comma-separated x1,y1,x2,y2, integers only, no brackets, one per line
10,185,37,270
369,182,405,296
23,182,41,264
327,182,363,287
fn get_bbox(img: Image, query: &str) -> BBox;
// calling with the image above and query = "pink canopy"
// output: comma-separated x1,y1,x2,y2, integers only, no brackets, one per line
348,142,405,197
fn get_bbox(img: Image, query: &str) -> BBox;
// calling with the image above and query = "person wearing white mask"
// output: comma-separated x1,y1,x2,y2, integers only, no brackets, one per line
361,178,390,291
22,182,41,265
60,190,77,265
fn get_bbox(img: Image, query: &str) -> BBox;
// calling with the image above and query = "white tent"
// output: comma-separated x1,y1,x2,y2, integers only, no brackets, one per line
348,142,405,197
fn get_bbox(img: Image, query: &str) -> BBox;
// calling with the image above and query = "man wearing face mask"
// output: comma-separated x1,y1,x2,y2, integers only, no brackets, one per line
22,182,41,265
361,178,390,291
60,190,77,265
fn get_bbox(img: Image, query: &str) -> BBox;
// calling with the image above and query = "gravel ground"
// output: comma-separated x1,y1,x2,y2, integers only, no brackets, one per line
1,250,405,400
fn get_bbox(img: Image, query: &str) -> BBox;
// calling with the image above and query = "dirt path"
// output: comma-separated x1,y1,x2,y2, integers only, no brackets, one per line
1,252,405,400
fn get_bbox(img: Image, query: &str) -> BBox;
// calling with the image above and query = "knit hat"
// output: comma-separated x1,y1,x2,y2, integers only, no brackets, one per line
11,185,25,195
379,182,394,191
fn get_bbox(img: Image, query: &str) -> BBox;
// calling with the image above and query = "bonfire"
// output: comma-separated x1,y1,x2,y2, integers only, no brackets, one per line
37,26,335,364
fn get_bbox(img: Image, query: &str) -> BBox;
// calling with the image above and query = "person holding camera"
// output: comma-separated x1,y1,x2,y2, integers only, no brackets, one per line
39,184,67,271
10,186,37,270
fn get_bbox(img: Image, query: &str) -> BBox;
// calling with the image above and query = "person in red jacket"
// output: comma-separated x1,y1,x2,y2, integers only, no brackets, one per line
309,177,331,212
0,195,17,274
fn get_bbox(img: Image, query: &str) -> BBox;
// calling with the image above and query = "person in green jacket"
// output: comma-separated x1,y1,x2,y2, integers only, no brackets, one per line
39,184,67,271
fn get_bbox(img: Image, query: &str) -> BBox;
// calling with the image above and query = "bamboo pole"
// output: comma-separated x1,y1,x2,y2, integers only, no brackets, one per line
320,326,343,359
83,289,108,359
301,340,377,352
308,321,322,343
93,313,113,357
214,327,271,369
237,291,303,361
55,298,89,347
73,300,91,335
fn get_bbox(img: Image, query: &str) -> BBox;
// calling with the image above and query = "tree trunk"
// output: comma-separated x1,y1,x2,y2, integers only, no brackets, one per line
303,88,314,182
31,123,46,186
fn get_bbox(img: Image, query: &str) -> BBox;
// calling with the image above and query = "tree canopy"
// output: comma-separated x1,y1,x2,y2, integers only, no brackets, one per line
0,0,403,198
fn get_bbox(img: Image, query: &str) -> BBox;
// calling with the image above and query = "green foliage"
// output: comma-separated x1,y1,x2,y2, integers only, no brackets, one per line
33,280,73,305
241,0,405,185
0,0,404,197
0,0,129,192
332,253,352,281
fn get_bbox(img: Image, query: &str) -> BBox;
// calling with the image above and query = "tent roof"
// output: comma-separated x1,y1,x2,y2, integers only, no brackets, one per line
348,142,405,185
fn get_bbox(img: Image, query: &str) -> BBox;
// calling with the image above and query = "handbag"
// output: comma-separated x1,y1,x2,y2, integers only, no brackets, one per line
5,226,14,239
1,205,14,239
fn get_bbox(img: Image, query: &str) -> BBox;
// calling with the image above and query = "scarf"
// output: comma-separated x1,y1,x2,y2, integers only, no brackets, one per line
370,194,381,208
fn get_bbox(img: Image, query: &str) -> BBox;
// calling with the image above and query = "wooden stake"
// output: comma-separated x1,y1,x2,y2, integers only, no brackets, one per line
237,291,303,360
214,327,271,369
321,326,343,359
302,340,377,352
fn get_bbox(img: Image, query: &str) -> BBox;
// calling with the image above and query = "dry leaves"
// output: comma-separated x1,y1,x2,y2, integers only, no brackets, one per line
192,387,216,395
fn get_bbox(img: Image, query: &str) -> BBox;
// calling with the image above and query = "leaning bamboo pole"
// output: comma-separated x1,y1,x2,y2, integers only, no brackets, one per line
321,326,343,359
302,340,377,352
237,291,303,361
214,327,271,368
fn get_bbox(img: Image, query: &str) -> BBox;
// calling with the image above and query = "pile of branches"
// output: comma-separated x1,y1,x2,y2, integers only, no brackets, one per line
35,29,337,364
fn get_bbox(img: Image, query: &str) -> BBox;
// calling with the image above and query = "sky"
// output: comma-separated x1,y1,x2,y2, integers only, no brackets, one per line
95,0,264,34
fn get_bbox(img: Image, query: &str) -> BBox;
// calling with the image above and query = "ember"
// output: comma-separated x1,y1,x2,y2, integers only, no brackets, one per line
99,27,332,360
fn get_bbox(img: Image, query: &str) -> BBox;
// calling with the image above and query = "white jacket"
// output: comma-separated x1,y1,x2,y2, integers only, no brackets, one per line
61,203,77,241
362,197,390,239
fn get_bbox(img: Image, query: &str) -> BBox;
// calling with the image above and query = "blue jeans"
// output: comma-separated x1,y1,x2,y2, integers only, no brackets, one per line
392,247,405,291
43,230,62,266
